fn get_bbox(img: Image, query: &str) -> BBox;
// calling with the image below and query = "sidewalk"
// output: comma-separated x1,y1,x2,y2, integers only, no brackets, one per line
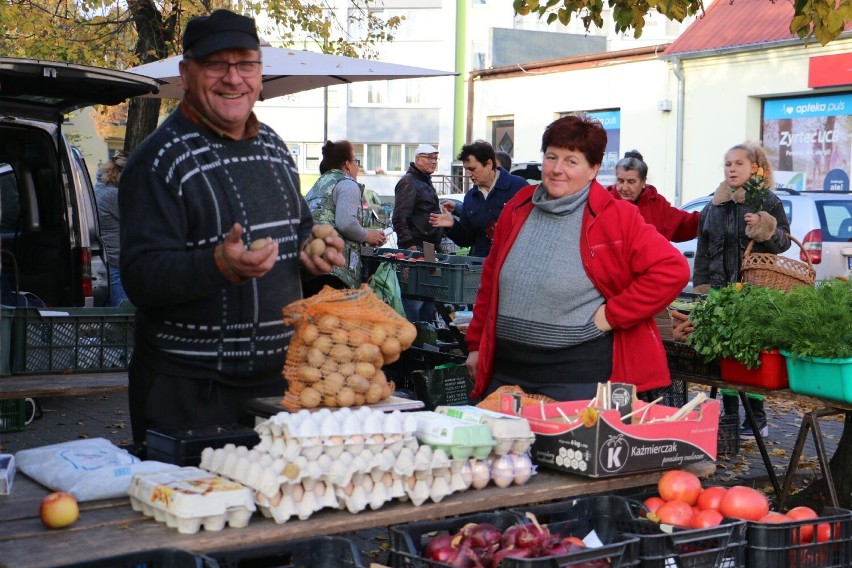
0,387,844,565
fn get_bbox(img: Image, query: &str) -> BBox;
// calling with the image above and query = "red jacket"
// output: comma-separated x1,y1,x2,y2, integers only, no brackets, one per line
466,181,690,397
605,184,699,242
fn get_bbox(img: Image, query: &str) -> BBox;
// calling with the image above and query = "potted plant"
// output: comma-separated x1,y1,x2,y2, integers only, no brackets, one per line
773,279,852,402
686,283,790,389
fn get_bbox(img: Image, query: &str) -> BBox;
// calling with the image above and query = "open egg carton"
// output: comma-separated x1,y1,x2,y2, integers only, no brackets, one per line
435,405,536,455
127,467,255,534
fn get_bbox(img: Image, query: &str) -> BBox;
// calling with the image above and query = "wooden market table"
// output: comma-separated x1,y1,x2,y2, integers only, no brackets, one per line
0,371,127,401
672,371,852,509
0,462,715,567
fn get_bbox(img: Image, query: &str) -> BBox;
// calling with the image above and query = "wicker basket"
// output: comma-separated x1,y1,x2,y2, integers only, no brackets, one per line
740,234,815,292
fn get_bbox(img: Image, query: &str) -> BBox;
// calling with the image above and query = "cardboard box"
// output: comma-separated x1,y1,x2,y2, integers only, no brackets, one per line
0,454,15,494
500,395,719,478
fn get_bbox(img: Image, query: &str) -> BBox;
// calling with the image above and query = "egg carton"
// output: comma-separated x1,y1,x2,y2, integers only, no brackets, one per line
436,405,536,455
408,411,495,460
128,467,255,534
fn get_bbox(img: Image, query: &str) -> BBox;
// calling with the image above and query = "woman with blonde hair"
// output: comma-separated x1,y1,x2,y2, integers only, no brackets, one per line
693,141,791,438
95,150,129,306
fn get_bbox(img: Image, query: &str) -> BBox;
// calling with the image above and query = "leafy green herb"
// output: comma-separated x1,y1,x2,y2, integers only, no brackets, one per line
773,279,852,359
686,283,786,369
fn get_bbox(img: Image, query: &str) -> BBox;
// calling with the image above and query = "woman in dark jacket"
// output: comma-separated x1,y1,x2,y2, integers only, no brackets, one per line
429,140,528,257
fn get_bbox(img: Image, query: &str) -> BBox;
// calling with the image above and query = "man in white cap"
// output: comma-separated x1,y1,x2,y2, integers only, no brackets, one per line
119,9,343,448
392,144,443,321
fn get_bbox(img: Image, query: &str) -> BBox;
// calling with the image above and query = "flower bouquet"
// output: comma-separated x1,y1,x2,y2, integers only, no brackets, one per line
741,163,770,210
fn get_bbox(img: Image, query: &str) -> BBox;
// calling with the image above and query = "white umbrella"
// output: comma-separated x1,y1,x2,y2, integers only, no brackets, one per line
126,46,455,99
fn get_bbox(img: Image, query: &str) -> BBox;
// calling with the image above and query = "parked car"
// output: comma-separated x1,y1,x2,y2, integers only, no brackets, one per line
510,162,542,183
0,57,159,307
673,190,852,291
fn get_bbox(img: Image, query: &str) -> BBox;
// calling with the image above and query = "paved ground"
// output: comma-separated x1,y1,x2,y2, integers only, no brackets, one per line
0,386,844,566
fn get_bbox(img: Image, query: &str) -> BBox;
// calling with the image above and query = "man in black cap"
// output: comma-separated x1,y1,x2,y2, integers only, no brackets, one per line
119,9,344,447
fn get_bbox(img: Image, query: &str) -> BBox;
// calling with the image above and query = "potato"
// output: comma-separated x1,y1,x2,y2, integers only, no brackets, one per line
354,343,381,362
323,394,338,407
355,362,376,378
380,337,401,357
371,369,387,385
382,351,400,365
298,365,322,384
347,374,370,394
365,383,384,404
331,328,349,344
336,386,356,407
369,325,388,345
312,224,336,239
381,381,392,399
299,323,320,345
317,314,340,333
347,329,371,347
313,334,333,354
299,386,322,408
306,238,326,256
321,372,345,394
337,362,356,377
353,393,366,406
329,343,354,364
319,358,338,375
306,348,326,368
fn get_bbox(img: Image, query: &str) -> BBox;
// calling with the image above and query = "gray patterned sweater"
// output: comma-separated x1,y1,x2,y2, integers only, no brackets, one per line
118,109,312,385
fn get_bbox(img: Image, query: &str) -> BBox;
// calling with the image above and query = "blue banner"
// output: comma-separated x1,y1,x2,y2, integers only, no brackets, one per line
764,93,852,120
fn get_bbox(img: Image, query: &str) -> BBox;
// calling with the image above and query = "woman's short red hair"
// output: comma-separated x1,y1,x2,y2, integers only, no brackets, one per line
541,114,607,166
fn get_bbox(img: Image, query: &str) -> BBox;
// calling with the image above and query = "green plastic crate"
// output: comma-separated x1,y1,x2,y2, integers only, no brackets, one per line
0,399,26,433
11,306,135,374
783,350,852,403
408,255,485,304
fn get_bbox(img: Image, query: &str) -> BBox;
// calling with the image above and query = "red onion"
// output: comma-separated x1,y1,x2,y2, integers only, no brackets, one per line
459,522,503,549
424,534,457,562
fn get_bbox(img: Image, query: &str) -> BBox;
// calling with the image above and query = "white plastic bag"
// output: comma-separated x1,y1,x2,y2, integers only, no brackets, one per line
15,437,178,501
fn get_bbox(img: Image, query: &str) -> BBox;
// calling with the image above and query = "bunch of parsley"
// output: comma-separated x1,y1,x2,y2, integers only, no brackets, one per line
686,283,786,369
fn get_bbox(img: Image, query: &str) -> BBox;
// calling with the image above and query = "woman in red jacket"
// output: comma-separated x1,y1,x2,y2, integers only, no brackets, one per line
465,116,689,401
607,150,699,242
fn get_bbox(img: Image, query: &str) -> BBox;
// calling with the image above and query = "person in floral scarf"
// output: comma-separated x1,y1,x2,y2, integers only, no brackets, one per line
693,141,791,439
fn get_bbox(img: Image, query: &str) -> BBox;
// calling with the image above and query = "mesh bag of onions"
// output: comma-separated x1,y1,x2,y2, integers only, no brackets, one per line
281,284,417,409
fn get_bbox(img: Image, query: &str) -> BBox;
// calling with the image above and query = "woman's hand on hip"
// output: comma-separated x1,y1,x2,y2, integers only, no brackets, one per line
593,304,612,333
466,350,479,380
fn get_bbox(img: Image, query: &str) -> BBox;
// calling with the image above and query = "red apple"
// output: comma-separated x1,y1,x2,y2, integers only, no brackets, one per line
40,491,80,529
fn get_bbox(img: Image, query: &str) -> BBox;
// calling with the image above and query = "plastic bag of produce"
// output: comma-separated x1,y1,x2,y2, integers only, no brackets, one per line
281,284,416,409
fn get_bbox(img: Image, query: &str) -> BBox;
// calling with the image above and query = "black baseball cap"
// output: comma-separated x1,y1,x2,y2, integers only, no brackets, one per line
182,9,260,59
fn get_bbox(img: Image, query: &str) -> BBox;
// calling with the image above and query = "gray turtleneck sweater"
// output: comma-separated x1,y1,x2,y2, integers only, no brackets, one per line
495,183,605,349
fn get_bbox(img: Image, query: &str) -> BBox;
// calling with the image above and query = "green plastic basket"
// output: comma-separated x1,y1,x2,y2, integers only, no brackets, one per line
783,350,852,404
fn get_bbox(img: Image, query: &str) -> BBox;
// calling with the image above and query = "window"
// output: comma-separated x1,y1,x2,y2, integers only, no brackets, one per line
405,145,418,167
365,145,382,171
368,82,385,104
491,119,515,155
387,145,402,171
305,143,322,172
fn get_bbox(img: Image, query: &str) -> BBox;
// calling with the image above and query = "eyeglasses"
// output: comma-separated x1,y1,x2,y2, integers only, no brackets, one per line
418,155,439,162
349,158,361,166
189,58,262,78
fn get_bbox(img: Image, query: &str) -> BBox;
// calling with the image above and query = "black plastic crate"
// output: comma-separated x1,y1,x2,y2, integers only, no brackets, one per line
390,507,639,568
363,249,484,304
664,340,722,379
717,414,740,459
55,548,218,567
746,506,852,567
0,398,26,433
409,364,479,410
11,306,134,373
517,494,746,568
639,380,689,408
209,535,364,568
146,424,260,467
362,248,421,297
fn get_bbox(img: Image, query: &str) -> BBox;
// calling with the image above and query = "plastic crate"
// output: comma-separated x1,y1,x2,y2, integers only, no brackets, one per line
717,414,740,459
782,350,852,404
523,494,746,568
409,364,479,410
664,340,722,379
746,506,852,567
0,399,25,433
390,508,638,568
11,306,134,374
362,248,421,297
1,306,12,375
209,535,364,568
408,255,485,304
640,380,688,408
54,548,218,567
721,350,789,389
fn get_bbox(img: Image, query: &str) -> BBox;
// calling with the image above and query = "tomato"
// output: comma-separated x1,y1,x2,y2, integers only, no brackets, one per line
758,512,793,523
394,252,405,259
816,521,832,542
561,536,585,548
697,487,728,511
786,506,818,542
656,500,695,527
643,496,665,515
658,470,703,506
718,486,770,521
690,509,724,529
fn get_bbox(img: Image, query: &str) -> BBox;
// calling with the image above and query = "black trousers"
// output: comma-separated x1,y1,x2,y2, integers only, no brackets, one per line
128,356,284,444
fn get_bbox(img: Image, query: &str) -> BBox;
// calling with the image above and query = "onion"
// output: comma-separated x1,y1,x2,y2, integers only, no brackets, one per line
424,534,456,562
459,522,503,549
490,547,531,567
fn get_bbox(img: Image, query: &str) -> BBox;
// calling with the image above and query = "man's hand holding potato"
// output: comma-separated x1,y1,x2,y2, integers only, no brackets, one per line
300,224,345,276
216,223,278,284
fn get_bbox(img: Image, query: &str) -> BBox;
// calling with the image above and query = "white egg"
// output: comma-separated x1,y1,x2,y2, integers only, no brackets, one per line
513,452,534,485
491,454,515,488
470,459,490,489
